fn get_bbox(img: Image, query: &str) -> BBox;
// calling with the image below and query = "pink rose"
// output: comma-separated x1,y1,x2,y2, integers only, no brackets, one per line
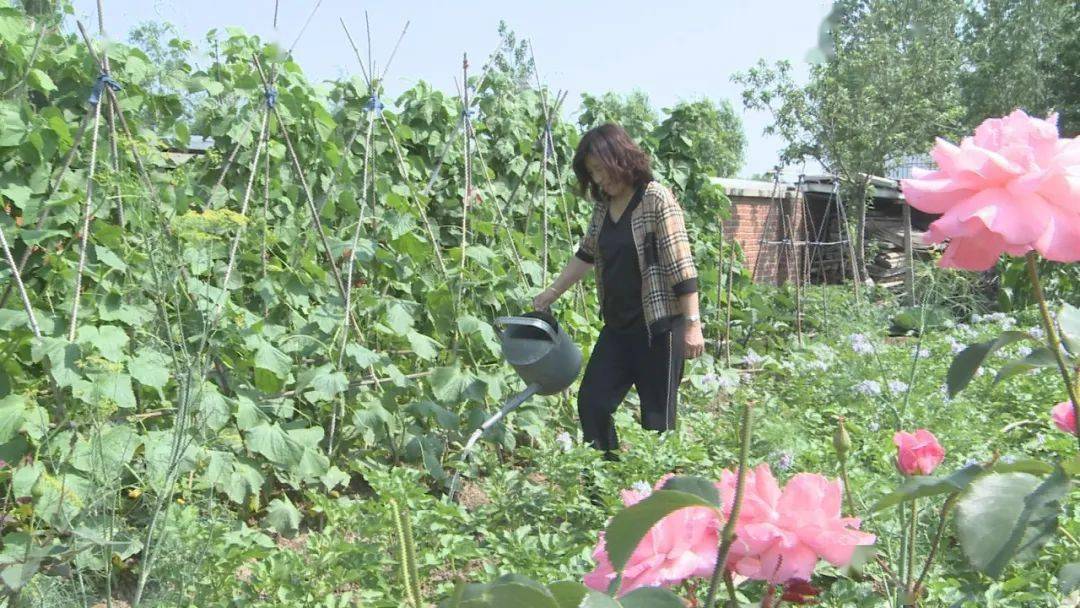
901,110,1080,270
715,464,875,584
584,478,720,595
1051,401,1078,435
893,429,945,476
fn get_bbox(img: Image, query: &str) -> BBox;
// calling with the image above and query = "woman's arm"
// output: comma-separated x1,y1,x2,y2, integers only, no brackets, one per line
654,187,704,358
678,292,704,359
533,256,593,310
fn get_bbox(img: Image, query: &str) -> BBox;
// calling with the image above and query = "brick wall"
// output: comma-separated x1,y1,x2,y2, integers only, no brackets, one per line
722,194,807,286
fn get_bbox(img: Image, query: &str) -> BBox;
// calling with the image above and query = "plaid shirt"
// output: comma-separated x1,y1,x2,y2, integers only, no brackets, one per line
575,181,698,341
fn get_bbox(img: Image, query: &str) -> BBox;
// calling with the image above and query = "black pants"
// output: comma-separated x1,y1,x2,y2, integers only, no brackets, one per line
578,318,686,452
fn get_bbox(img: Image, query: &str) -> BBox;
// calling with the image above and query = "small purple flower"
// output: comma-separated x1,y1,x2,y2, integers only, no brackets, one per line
631,481,652,495
963,458,979,468
742,350,765,367
868,421,881,433
948,337,965,355
848,333,874,355
808,359,829,371
915,347,932,359
555,432,573,452
1034,433,1047,448
888,380,909,394
1017,346,1033,358
774,451,794,471
854,380,881,396
716,374,738,392
1001,454,1017,464
1029,326,1045,339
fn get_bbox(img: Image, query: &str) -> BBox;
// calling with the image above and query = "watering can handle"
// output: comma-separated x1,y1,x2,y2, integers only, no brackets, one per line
493,316,558,342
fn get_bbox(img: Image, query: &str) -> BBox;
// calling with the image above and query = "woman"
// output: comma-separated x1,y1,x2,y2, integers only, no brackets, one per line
533,123,704,459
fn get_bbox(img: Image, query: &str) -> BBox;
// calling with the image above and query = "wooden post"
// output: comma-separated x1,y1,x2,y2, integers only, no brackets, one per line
902,200,915,306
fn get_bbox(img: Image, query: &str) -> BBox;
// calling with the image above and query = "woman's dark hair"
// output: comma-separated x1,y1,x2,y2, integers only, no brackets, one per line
572,124,654,201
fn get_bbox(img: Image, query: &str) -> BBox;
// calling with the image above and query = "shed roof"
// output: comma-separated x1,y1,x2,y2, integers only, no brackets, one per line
710,177,796,199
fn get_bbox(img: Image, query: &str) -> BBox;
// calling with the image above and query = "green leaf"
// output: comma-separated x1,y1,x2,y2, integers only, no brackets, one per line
429,366,473,402
873,464,984,511
345,343,380,367
93,245,128,271
254,342,291,392
458,315,501,355
385,300,415,336
956,469,1069,578
129,348,170,391
1059,562,1080,594
604,490,718,573
195,383,230,432
303,366,348,403
27,69,56,94
0,102,26,147
263,496,302,536
70,424,142,480
657,475,721,507
1,184,31,208
33,471,94,530
88,372,136,409
77,325,129,363
0,395,29,443
947,331,1033,397
994,347,1058,384
255,342,291,378
408,400,460,430
407,331,441,361
244,423,303,467
320,466,350,490
547,581,615,608
620,587,690,607
988,459,1055,476
472,582,559,608
1059,303,1080,355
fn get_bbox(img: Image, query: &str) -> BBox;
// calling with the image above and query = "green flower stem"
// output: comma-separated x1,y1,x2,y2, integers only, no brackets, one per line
913,493,959,601
705,401,754,608
903,499,918,607
723,571,738,606
1025,252,1080,451
839,459,857,517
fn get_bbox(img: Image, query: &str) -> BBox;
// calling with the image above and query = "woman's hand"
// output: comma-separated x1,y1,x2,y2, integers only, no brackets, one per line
684,321,705,359
532,287,559,311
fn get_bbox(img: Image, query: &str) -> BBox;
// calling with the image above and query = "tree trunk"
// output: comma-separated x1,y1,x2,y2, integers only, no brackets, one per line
854,180,869,284
903,201,915,305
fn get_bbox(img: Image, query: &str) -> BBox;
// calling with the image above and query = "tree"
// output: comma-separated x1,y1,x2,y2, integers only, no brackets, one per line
489,20,535,91
733,0,966,282
652,99,745,217
655,99,745,180
960,0,1080,136
577,90,660,145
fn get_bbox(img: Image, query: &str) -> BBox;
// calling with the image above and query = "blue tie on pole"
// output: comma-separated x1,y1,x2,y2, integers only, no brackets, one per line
88,72,122,105
364,94,384,114
264,86,278,109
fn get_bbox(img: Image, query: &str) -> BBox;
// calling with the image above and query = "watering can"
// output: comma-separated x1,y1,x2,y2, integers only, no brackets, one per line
449,311,582,498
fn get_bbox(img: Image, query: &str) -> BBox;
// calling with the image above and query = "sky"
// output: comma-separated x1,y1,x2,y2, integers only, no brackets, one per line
69,0,834,178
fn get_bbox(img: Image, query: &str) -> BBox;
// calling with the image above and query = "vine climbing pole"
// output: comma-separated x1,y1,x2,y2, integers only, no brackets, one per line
528,41,586,318
458,54,473,308
752,171,806,345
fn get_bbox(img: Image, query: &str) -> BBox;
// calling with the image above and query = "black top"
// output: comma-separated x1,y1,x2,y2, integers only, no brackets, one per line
598,185,646,330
